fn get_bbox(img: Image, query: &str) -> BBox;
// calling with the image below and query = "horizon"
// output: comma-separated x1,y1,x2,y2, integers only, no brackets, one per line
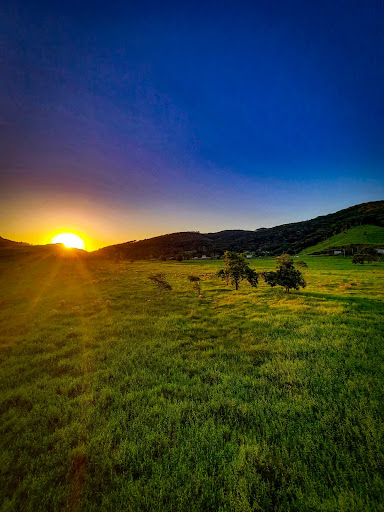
2,198,383,251
1,1,384,251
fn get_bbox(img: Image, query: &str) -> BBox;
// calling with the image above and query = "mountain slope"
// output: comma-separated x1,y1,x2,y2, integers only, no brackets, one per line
93,200,384,259
2,201,383,260
0,236,30,247
302,224,384,254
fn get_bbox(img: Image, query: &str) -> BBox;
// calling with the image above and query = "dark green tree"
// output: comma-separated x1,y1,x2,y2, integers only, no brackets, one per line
264,254,306,293
217,251,258,290
352,247,378,265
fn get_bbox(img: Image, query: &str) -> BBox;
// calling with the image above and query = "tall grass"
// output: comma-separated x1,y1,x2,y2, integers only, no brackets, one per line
1,256,383,511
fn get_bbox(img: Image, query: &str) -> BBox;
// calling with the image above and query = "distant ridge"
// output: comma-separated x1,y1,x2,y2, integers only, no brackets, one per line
0,236,30,247
92,200,384,259
1,201,383,260
0,237,87,260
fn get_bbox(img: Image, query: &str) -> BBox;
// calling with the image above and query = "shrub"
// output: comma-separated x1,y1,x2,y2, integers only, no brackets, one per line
187,275,201,295
148,273,172,296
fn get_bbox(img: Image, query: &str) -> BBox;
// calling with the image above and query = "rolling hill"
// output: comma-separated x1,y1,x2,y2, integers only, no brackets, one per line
92,200,384,259
303,224,384,254
2,200,384,260
0,237,87,260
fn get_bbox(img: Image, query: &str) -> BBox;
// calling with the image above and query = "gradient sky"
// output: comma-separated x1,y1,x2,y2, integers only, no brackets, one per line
1,0,383,250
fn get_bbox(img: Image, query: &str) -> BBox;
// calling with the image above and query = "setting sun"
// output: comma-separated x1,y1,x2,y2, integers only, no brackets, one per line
51,233,85,250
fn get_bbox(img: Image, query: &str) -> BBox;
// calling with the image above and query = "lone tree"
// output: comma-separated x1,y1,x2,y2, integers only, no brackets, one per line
148,273,172,296
264,254,306,293
187,275,201,295
352,247,378,265
217,251,258,290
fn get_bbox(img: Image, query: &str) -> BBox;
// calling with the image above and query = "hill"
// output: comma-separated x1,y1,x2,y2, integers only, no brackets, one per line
303,224,384,254
0,236,30,248
2,200,384,260
0,238,87,260
93,200,384,259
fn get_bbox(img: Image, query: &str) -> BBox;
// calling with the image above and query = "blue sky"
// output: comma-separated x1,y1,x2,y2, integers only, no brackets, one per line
1,0,383,249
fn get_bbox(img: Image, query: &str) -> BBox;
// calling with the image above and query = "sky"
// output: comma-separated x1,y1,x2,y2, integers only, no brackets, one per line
1,0,383,250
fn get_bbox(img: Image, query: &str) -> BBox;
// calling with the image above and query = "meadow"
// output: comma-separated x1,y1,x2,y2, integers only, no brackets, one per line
1,255,384,511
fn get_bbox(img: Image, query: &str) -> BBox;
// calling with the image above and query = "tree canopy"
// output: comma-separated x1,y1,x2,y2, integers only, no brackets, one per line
217,251,258,290
263,254,306,293
352,247,378,265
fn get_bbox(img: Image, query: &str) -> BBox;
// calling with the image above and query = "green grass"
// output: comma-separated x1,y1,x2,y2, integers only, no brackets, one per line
303,224,384,254
1,256,384,511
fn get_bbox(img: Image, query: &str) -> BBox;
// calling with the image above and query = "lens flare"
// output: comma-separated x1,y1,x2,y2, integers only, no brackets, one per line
51,233,85,250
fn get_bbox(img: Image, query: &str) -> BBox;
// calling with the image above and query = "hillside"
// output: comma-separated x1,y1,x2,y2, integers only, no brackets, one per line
93,200,384,259
2,200,384,260
0,238,87,260
303,224,384,254
0,236,30,247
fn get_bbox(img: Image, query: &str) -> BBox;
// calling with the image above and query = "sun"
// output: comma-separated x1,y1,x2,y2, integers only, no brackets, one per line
51,233,85,250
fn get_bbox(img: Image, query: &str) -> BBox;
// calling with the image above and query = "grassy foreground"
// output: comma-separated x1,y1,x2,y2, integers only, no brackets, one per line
1,256,384,511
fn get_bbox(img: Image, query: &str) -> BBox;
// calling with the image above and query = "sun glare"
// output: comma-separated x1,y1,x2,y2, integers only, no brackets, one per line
51,233,85,250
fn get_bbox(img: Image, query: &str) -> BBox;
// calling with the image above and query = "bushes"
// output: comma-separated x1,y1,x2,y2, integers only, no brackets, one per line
187,275,201,295
352,247,378,264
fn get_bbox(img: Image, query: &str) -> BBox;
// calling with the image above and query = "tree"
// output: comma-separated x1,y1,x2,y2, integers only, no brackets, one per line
352,247,378,265
217,251,258,290
187,275,201,295
276,254,294,268
264,254,306,293
148,273,172,296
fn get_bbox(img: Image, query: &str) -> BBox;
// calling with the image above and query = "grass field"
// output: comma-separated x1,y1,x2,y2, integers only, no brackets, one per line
1,256,384,511
303,224,384,254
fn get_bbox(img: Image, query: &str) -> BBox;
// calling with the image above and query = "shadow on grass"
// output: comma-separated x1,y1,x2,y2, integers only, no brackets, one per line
302,290,384,312
210,287,235,293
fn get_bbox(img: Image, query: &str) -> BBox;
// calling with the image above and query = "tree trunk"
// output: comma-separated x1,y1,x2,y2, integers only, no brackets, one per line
235,281,238,290
286,287,290,293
